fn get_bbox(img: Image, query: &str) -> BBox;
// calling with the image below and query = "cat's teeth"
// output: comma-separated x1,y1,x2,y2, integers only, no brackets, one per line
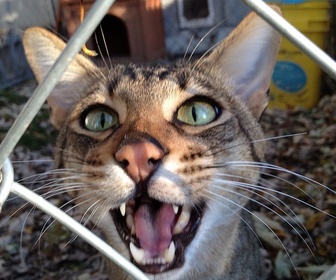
130,241,176,266
126,213,135,234
119,203,126,216
173,205,191,234
130,242,145,264
164,241,176,263
126,205,134,215
173,204,179,214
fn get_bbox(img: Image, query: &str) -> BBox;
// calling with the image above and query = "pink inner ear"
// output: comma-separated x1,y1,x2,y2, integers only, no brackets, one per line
246,90,269,119
200,9,281,118
47,95,72,130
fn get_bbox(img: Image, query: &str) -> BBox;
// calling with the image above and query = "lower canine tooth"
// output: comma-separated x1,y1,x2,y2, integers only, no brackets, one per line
130,242,145,264
126,214,135,234
173,205,191,234
164,241,176,263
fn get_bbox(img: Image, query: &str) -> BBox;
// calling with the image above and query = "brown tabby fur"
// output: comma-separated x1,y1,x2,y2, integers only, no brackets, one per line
23,6,281,280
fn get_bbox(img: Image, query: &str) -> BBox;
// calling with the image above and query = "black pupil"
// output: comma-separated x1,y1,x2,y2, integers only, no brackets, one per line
191,105,197,122
100,112,106,128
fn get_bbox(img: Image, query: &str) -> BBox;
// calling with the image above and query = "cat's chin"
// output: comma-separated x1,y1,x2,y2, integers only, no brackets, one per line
110,196,205,274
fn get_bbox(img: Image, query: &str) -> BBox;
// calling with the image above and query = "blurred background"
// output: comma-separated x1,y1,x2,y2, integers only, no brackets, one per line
0,1,335,279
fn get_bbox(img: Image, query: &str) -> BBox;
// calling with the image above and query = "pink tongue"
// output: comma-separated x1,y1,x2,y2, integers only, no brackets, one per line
134,203,175,255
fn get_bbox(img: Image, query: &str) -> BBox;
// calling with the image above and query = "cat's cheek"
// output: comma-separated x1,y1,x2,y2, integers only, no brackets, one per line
148,174,188,205
97,213,131,255
82,164,136,205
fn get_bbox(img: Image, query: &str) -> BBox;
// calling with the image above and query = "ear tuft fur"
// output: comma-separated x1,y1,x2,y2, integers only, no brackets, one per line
201,6,282,118
23,27,99,129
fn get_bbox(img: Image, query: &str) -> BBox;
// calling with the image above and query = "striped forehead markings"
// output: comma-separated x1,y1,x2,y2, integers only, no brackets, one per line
106,64,212,97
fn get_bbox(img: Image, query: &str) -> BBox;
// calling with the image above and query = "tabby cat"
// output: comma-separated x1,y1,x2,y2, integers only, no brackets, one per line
23,6,282,279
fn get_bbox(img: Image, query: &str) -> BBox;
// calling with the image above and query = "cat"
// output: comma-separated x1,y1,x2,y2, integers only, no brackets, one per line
22,6,282,280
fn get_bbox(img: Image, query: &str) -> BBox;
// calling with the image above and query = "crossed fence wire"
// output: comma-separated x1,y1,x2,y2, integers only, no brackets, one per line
0,0,335,279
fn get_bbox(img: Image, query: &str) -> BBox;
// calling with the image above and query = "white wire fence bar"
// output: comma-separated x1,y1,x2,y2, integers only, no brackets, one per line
0,159,148,280
243,0,336,80
0,0,336,279
0,0,116,169
0,0,148,278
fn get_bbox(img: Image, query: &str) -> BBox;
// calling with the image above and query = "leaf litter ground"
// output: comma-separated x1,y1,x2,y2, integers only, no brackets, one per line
0,80,335,280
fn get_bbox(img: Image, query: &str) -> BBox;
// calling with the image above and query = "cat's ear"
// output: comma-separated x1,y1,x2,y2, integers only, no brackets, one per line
201,6,281,119
23,27,98,129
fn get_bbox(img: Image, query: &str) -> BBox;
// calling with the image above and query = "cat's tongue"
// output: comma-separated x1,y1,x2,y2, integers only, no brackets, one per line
134,203,175,255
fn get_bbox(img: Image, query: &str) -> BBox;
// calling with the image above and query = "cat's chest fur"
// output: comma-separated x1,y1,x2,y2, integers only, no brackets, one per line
23,6,281,280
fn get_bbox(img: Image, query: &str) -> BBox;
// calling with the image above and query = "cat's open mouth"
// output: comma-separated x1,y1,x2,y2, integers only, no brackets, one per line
110,197,204,274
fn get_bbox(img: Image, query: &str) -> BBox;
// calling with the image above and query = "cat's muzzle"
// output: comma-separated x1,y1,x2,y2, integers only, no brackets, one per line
110,196,204,274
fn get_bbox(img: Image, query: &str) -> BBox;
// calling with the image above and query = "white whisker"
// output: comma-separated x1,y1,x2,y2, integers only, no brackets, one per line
227,161,335,195
184,33,195,60
188,20,226,61
204,188,300,276
210,178,316,255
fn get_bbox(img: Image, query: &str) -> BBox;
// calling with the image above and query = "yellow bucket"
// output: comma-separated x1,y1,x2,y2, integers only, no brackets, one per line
268,1,330,110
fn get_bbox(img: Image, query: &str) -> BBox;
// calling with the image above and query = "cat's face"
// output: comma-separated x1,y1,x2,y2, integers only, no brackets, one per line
23,7,281,278
54,62,266,274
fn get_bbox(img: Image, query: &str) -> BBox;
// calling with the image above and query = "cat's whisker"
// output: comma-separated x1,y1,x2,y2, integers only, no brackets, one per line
11,159,54,164
250,132,308,145
215,174,311,231
94,27,109,70
210,162,335,219
228,173,321,233
215,132,306,157
78,199,101,227
188,20,226,61
258,170,316,202
196,123,262,158
41,184,84,199
212,163,317,202
64,199,101,246
228,161,336,195
29,174,85,193
34,195,95,249
192,40,222,71
17,6,333,278
183,33,195,61
0,200,31,227
202,192,262,244
98,24,113,69
204,189,300,277
19,205,39,260
209,178,317,255
17,168,83,186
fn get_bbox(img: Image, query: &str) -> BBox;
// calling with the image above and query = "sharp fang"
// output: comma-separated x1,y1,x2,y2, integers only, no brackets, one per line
164,241,176,263
119,203,126,216
130,242,145,264
126,214,135,234
173,205,191,234
173,204,179,214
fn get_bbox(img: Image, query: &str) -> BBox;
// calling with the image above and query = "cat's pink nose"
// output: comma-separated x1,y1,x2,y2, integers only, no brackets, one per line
115,141,165,182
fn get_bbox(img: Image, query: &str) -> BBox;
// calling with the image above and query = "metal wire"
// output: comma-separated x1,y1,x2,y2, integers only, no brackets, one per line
0,159,13,212
11,182,148,280
243,0,336,81
0,0,336,279
0,0,116,169
0,158,148,279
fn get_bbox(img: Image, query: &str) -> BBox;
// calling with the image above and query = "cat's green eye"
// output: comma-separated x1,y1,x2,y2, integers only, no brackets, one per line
84,109,118,132
177,100,218,126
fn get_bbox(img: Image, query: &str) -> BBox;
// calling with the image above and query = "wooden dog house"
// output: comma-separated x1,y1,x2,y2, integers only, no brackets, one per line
56,0,166,63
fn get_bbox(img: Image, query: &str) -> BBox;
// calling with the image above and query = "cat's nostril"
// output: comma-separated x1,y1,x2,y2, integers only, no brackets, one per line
148,158,159,166
115,140,164,182
120,159,129,168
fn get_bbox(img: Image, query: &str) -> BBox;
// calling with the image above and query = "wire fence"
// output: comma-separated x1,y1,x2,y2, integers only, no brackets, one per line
0,0,336,279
